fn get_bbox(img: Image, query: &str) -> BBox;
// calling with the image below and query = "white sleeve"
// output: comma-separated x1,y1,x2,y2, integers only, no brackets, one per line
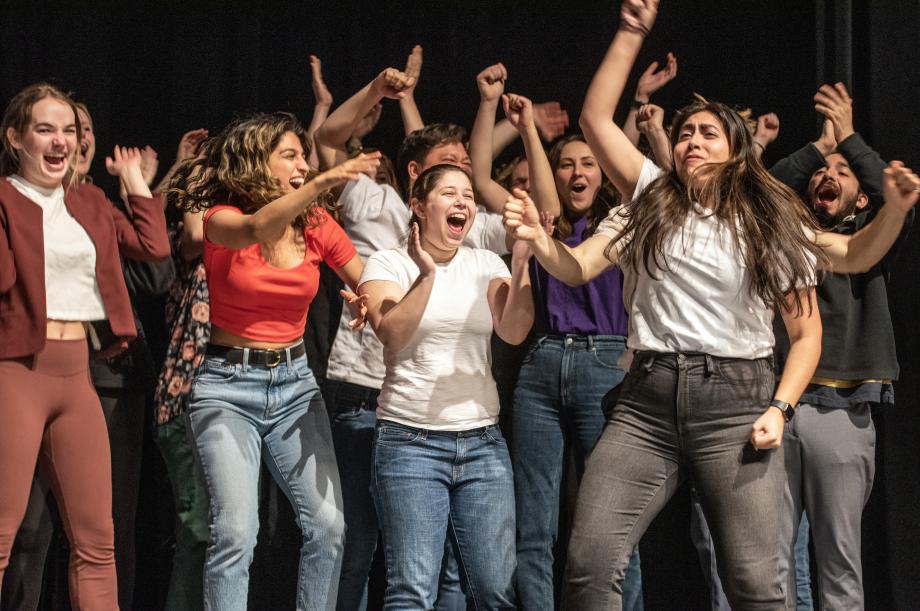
595,157,665,247
465,209,509,255
338,174,405,225
482,249,512,281
630,157,665,202
359,250,412,289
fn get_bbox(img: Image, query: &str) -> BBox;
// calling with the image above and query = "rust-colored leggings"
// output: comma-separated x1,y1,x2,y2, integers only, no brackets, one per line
0,339,117,610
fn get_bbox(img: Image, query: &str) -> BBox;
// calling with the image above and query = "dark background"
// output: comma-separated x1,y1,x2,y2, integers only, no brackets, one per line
2,0,918,609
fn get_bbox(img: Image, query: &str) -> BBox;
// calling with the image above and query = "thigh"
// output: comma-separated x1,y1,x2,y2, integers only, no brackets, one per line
449,428,516,600
372,424,452,604
569,337,627,462
262,380,343,531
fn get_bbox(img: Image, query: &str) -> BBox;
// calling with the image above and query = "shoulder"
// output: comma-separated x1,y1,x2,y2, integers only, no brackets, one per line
632,158,665,201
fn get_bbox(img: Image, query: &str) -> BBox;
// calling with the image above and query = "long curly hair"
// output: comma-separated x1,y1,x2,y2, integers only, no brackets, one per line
608,100,826,315
168,112,334,229
548,135,620,241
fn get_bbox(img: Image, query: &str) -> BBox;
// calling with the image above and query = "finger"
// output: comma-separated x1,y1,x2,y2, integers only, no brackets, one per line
641,60,659,77
833,82,851,102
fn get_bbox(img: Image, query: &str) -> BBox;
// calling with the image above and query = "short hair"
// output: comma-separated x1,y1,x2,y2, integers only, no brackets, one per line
396,123,467,193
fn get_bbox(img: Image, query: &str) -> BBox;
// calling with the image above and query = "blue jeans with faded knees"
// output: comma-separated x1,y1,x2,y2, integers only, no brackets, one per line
188,350,344,611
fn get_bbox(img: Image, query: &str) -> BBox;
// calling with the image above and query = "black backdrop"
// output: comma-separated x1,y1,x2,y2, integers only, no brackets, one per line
2,1,919,609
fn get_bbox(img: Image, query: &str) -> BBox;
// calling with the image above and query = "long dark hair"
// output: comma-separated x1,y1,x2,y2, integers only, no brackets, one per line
609,100,825,314
168,112,333,229
548,135,620,240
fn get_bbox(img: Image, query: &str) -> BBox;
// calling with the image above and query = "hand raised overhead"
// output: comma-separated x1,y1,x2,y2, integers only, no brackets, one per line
619,0,659,36
309,55,333,107
533,101,569,142
476,63,507,102
814,82,854,143
502,93,534,132
882,161,920,214
636,52,677,100
373,68,416,100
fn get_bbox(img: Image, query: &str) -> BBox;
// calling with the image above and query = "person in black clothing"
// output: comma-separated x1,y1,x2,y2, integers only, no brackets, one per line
771,82,915,610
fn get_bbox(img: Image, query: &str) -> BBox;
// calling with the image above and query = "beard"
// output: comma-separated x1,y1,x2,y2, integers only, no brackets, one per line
813,192,860,229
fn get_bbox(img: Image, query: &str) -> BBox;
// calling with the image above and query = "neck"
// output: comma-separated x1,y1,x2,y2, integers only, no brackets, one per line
420,234,458,263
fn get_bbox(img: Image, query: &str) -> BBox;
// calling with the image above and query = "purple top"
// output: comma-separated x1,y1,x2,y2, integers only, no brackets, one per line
530,214,629,336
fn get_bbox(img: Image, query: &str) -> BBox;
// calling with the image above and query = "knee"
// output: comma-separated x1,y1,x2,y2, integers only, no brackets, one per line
304,504,345,551
209,510,259,561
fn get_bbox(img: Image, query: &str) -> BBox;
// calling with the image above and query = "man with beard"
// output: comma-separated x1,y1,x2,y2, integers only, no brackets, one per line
769,82,915,610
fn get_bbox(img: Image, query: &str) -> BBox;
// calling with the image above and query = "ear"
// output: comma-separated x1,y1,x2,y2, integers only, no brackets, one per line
855,191,869,211
407,160,423,182
409,197,426,220
6,127,22,151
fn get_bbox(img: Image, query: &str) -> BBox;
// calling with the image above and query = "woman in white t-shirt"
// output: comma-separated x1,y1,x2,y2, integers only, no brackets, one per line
503,2,917,609
359,164,533,609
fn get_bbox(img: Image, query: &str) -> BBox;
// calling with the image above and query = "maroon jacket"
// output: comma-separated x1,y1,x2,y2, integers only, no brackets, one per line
0,178,170,359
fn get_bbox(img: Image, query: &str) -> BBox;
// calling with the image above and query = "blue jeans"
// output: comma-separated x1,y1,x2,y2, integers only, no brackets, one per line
512,335,643,610
188,351,344,611
371,421,516,610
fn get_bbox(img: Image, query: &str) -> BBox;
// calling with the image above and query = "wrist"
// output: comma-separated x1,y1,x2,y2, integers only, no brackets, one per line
753,140,767,152
768,399,795,422
633,95,650,106
619,22,651,38
837,128,855,143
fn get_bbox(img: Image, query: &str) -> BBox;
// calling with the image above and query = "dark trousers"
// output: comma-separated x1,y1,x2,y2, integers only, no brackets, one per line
565,351,787,610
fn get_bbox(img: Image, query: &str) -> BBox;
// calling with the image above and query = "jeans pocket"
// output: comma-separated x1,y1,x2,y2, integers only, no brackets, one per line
198,357,238,383
482,426,507,445
375,423,423,446
291,358,316,381
716,358,764,385
591,346,626,370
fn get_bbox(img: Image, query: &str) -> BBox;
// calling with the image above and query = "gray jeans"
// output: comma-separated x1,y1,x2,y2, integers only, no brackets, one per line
565,351,787,611
781,403,875,611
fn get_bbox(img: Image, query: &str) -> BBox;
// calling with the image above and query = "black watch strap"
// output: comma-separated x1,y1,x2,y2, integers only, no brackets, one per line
770,399,795,422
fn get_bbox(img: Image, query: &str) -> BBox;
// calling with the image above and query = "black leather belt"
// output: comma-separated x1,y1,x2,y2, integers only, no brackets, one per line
206,341,305,368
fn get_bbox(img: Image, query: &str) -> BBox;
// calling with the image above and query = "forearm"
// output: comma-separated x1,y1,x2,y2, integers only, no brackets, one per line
521,123,561,217
491,119,519,159
246,181,328,244
530,231,591,286
307,102,331,168
769,142,826,191
374,274,435,353
470,98,512,213
121,166,154,198
827,204,909,273
399,95,424,136
317,82,382,151
581,30,644,130
837,133,887,202
180,210,204,261
646,126,672,172
493,256,534,345
622,107,641,147
774,328,821,407
116,194,171,260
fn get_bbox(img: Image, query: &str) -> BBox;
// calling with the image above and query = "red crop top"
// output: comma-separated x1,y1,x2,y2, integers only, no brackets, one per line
202,205,357,343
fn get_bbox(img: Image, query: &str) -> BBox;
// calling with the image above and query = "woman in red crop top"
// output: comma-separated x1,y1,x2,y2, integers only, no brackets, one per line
0,83,169,609
171,111,379,611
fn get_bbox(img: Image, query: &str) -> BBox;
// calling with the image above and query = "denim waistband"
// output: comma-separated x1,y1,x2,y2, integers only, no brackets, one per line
631,350,774,376
535,333,627,348
377,419,499,438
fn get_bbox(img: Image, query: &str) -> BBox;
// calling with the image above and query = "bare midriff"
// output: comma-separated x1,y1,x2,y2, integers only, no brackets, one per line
209,325,302,351
46,320,87,340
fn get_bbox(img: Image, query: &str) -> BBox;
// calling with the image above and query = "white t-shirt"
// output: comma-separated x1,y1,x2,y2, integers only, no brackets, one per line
7,175,106,320
595,159,815,359
359,246,510,430
325,175,509,389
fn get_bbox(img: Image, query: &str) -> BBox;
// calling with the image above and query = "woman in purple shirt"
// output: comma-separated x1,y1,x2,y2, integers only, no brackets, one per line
470,79,642,609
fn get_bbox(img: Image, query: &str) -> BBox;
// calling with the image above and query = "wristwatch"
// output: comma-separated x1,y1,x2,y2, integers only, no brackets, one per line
769,399,795,422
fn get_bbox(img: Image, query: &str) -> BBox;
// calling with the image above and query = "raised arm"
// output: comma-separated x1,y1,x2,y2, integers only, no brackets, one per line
153,128,209,194
503,94,561,218
504,189,616,286
316,67,414,153
488,240,534,345
816,161,920,273
206,153,381,249
399,45,425,136
580,0,658,198
307,55,337,170
105,146,170,260
622,52,677,147
635,103,672,171
752,113,780,161
361,224,435,353
469,63,515,213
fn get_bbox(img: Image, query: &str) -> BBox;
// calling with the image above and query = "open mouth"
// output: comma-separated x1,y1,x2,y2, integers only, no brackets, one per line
815,181,839,204
570,182,588,195
44,154,66,171
446,212,467,236
289,176,305,189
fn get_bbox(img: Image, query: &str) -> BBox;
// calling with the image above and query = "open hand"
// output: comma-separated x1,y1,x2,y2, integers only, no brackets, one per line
310,55,333,107
105,146,143,177
533,102,569,142
407,222,437,277
751,406,785,449
316,152,382,189
882,160,920,214
402,45,423,96
476,63,507,102
636,52,677,100
814,118,837,157
139,145,159,186
341,289,369,331
814,83,854,143
176,128,209,163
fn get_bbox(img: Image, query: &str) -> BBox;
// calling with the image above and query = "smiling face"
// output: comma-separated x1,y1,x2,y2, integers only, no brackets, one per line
807,152,868,227
554,140,602,214
74,105,95,176
267,131,310,193
672,111,731,188
407,141,471,185
6,96,77,188
411,167,477,258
